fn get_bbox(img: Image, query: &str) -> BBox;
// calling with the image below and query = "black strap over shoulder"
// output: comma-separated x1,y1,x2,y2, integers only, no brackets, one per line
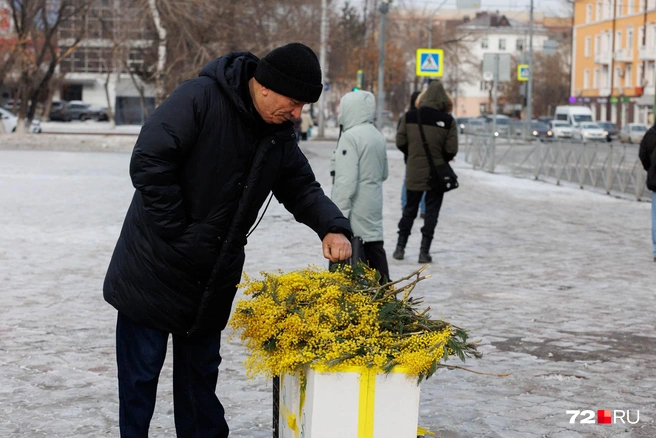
417,110,440,181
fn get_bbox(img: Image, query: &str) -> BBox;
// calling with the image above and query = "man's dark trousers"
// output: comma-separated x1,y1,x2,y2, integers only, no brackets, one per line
116,313,229,438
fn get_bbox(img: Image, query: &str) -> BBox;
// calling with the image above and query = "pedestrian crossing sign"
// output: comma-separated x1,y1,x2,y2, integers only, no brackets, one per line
518,64,529,81
416,49,444,77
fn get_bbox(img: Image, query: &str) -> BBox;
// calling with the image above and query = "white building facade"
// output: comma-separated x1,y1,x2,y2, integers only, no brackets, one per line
454,13,550,118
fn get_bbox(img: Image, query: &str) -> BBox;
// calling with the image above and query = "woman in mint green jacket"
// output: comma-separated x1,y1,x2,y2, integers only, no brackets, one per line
331,90,390,281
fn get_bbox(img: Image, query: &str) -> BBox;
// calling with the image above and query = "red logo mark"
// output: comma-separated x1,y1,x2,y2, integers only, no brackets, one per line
598,410,612,424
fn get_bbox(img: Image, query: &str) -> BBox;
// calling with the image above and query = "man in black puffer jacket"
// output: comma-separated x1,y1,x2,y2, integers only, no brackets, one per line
639,123,656,261
103,43,352,437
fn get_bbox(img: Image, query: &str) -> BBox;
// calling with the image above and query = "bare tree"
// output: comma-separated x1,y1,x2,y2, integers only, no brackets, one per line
9,0,90,133
147,0,166,106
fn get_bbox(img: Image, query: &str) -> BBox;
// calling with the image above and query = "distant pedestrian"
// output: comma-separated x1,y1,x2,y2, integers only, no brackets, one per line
393,80,458,263
103,42,352,437
331,90,390,281
400,91,427,218
292,115,302,140
300,108,314,140
638,122,656,261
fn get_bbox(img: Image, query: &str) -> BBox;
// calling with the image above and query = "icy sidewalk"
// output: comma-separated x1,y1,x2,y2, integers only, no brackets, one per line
0,141,654,437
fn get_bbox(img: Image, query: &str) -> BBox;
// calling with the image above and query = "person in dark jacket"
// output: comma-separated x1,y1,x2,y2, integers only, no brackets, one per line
638,123,656,261
393,80,458,263
400,91,426,218
103,43,352,437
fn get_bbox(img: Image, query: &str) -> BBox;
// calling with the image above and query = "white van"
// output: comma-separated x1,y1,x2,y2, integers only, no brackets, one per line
554,106,593,128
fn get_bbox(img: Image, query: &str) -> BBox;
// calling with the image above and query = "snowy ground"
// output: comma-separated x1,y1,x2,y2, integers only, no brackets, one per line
0,133,655,437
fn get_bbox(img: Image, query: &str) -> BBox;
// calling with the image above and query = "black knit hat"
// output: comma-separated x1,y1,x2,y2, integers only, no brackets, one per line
254,43,323,103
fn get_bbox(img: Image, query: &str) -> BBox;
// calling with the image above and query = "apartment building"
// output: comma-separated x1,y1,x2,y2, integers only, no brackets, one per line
56,0,156,124
573,0,656,126
455,12,550,117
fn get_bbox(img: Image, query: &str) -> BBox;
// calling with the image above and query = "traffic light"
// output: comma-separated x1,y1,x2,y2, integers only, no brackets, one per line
353,69,363,91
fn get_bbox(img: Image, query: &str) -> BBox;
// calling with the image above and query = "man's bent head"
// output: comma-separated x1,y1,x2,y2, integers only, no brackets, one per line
251,43,322,124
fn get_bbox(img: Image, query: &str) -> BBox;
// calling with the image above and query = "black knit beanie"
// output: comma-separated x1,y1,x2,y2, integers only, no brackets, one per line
254,43,323,103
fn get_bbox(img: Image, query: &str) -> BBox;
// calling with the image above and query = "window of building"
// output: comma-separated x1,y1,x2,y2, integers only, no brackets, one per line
595,34,601,53
585,36,591,57
596,0,603,19
628,0,634,13
587,4,593,22
584,69,590,89
615,30,622,51
627,27,633,49
617,0,623,16
626,64,632,86
637,64,643,86
499,38,506,50
639,26,645,49
516,39,524,51
481,37,488,49
607,0,614,20
594,68,600,88
615,66,622,86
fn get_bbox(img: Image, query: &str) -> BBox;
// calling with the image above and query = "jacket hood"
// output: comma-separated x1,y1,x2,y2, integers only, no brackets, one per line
199,52,260,115
338,91,376,131
409,91,420,110
420,81,451,112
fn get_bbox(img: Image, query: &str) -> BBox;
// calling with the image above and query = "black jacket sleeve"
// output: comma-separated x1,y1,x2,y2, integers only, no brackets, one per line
639,125,656,172
273,144,352,240
129,81,204,239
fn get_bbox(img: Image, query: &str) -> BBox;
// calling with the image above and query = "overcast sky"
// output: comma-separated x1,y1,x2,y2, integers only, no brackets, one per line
343,0,573,18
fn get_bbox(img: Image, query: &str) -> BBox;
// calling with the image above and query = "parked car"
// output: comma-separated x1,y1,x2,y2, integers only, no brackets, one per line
465,117,487,134
87,105,109,121
597,122,618,141
49,100,72,122
618,123,649,144
548,121,573,139
66,101,93,120
0,107,42,133
573,122,607,142
456,117,471,134
484,114,511,136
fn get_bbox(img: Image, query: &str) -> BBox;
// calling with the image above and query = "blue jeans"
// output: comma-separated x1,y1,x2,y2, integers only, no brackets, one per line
652,192,656,257
401,181,426,214
116,313,229,438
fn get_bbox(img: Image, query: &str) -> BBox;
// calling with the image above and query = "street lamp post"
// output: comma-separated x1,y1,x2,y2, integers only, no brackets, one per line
318,0,328,138
427,0,449,49
376,0,390,130
525,0,534,137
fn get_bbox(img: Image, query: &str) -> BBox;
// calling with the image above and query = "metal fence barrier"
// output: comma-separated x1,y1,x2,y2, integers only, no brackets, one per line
462,134,649,201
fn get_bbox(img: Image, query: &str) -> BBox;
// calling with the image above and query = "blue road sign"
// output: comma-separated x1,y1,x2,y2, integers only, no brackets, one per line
416,49,444,77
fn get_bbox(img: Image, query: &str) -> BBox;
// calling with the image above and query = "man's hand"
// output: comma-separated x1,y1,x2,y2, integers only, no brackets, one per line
322,233,352,262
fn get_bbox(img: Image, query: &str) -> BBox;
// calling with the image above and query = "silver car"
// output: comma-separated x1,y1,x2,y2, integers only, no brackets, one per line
573,122,607,142
618,123,648,144
549,121,573,139
0,107,42,133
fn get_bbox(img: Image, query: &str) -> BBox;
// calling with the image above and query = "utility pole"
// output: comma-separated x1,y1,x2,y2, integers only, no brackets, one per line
491,54,499,173
525,0,534,137
318,0,328,138
376,0,390,130
427,0,449,49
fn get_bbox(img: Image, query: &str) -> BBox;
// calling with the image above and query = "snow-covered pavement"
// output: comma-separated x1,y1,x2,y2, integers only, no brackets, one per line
0,135,655,437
